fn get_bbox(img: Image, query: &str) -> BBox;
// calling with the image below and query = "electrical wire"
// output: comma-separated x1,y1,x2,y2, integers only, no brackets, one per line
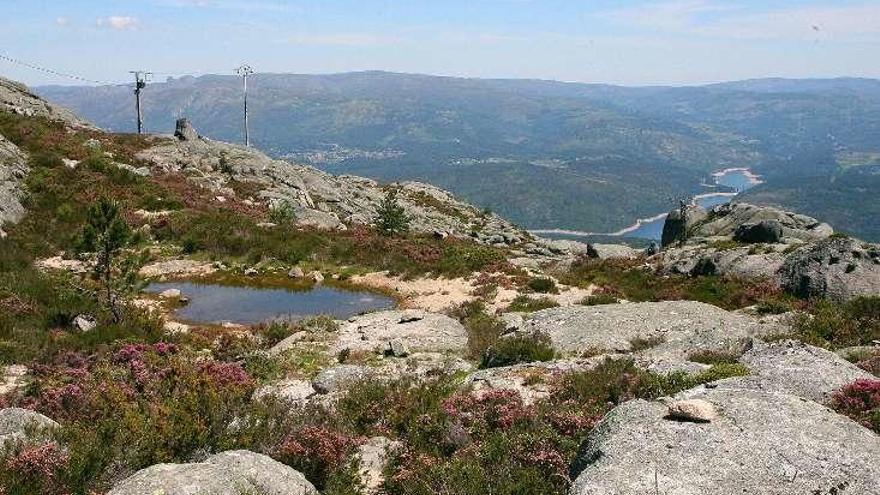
0,53,126,85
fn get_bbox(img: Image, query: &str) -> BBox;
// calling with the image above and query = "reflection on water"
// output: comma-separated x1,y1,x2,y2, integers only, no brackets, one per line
146,281,395,325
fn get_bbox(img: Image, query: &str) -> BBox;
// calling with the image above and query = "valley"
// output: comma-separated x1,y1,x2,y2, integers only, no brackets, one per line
37,72,880,241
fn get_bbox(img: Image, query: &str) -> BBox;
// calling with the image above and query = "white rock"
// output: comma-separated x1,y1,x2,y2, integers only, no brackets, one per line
666,399,717,422
73,314,97,332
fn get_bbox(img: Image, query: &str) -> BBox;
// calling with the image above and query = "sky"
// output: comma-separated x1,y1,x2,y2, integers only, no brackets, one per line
1,0,879,87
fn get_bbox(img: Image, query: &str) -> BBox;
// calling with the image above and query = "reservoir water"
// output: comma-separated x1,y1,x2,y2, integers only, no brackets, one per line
532,168,762,242
146,282,395,325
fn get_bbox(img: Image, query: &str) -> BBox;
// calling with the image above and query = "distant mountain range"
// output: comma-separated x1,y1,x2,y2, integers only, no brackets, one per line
37,72,880,240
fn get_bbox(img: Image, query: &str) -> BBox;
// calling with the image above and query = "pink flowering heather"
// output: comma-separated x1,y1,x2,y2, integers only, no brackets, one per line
197,360,253,388
830,378,880,433
275,426,361,488
2,442,69,494
443,389,534,432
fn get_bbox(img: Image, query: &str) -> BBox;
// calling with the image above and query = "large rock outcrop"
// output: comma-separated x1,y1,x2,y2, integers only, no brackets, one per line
780,236,880,301
0,133,28,227
661,202,833,248
569,385,880,495
108,450,317,495
516,301,782,359
0,76,90,127
135,132,525,244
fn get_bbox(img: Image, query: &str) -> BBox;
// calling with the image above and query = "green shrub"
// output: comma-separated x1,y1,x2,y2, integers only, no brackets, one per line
579,293,618,306
688,349,743,365
791,296,880,349
527,277,558,294
269,200,296,225
456,301,506,360
628,335,665,351
506,295,558,313
481,333,555,368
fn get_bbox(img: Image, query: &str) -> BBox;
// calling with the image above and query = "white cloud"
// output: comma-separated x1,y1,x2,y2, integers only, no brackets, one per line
96,16,140,31
55,17,70,27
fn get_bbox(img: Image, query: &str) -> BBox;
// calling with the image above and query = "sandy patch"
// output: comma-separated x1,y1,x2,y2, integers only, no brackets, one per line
350,271,595,313
140,259,216,278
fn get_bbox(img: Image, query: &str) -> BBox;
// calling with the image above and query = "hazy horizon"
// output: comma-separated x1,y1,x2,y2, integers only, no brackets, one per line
2,0,880,87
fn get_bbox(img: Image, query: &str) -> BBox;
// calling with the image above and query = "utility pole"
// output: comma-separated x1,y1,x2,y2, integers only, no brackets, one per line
235,64,255,146
129,71,152,134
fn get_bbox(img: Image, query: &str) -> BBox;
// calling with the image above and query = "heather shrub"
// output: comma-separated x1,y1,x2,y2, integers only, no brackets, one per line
3,344,256,492
273,426,361,490
829,379,880,433
0,442,69,495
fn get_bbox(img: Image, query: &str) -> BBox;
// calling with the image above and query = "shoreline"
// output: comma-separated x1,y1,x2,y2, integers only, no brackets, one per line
531,168,762,240
711,167,764,185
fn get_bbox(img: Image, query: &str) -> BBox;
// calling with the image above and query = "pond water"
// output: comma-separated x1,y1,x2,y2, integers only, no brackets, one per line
146,282,395,325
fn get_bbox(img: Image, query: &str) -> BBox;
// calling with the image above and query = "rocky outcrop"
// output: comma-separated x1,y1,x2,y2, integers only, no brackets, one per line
569,385,880,495
657,243,787,280
0,408,58,446
732,339,875,402
681,202,833,245
135,130,526,243
174,117,200,141
108,450,317,495
516,301,782,359
0,76,91,127
661,204,707,247
0,133,28,227
780,236,880,302
334,310,469,355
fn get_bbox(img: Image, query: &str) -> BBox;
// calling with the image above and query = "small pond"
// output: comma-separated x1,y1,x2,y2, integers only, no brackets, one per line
145,281,395,325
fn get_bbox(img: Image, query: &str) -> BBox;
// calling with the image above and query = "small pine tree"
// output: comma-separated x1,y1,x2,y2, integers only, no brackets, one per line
77,197,146,322
376,189,410,236
269,200,296,225
219,151,234,180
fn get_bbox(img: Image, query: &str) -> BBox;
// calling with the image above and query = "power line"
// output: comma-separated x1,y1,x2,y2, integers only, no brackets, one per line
0,53,124,85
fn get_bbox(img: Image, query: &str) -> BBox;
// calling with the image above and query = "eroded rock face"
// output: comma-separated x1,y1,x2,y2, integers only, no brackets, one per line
135,132,526,243
569,386,880,495
0,133,28,226
107,450,317,495
335,310,468,355
517,301,782,360
780,236,880,302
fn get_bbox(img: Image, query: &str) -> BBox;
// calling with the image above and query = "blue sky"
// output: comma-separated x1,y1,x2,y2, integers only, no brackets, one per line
1,0,879,86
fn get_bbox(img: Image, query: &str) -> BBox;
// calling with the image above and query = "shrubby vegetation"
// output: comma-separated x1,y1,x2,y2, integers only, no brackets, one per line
788,296,880,349
558,256,796,311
